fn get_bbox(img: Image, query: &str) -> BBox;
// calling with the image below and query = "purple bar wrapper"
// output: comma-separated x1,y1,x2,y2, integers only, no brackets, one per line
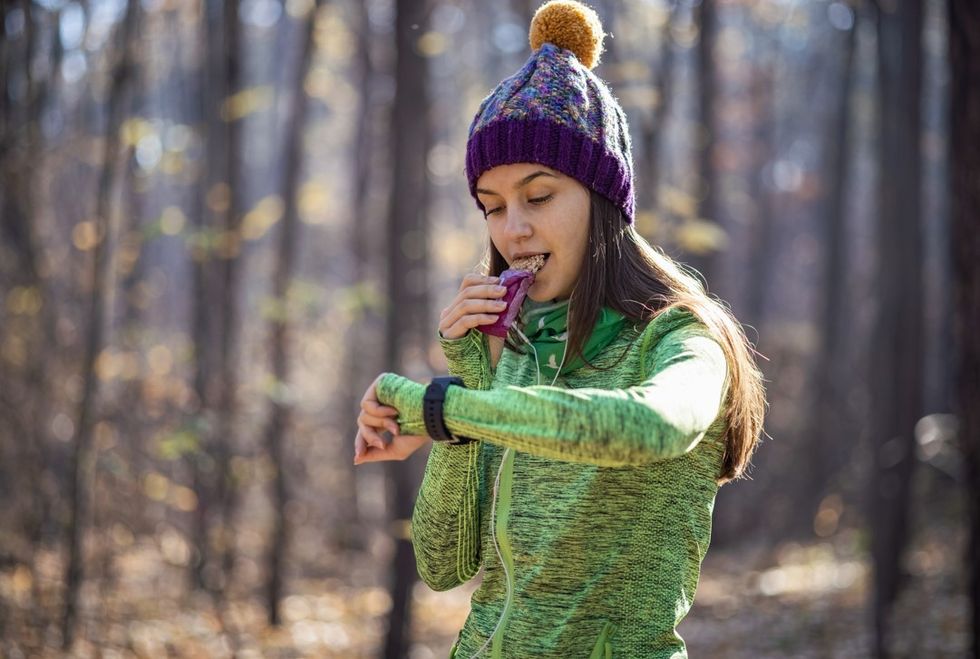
477,268,535,338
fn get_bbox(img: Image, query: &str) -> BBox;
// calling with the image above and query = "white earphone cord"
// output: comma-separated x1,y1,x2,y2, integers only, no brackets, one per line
466,304,569,659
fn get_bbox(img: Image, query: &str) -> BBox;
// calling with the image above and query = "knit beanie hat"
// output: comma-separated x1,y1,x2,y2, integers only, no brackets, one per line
465,0,636,224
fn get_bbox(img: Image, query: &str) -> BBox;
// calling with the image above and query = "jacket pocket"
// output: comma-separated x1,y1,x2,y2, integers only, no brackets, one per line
588,621,617,659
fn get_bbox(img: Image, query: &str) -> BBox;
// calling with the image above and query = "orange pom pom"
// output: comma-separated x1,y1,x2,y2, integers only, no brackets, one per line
529,0,605,70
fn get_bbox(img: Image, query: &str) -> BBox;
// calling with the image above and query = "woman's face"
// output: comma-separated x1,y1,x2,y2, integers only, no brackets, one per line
476,163,590,302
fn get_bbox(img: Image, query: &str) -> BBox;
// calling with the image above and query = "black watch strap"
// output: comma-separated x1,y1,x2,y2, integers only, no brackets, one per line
424,376,474,445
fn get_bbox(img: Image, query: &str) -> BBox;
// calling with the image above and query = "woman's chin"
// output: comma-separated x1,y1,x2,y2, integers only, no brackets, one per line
526,284,548,302
527,281,570,303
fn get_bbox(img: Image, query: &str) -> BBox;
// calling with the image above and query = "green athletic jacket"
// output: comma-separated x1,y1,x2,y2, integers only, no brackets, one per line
376,306,731,658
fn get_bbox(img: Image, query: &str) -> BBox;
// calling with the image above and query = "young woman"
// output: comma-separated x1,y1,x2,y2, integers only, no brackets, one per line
353,2,767,657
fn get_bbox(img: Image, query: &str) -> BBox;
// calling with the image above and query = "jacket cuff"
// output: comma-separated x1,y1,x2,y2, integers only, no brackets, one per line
438,329,492,389
376,373,426,436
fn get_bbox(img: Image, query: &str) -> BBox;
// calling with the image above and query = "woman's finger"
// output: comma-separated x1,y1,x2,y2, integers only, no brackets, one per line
359,410,394,430
459,297,508,315
460,283,508,301
361,398,398,417
358,421,387,451
354,429,368,461
441,297,503,332
356,449,386,464
458,273,497,292
356,436,402,464
447,314,500,338
439,278,505,339
359,410,400,436
360,381,371,405
447,288,506,322
356,434,430,464
360,373,387,406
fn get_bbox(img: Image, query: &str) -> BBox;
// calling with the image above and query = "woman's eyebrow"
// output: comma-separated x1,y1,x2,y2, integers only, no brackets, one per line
475,171,558,196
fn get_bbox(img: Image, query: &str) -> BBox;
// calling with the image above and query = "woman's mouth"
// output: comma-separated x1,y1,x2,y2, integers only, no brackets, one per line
510,253,550,272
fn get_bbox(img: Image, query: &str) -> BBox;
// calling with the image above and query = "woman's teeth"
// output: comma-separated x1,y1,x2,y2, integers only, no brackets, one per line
511,254,548,272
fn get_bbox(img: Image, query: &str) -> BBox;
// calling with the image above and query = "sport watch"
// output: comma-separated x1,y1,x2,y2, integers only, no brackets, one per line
423,376,474,445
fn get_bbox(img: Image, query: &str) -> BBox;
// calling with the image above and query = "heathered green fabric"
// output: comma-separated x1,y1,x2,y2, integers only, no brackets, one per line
376,306,730,658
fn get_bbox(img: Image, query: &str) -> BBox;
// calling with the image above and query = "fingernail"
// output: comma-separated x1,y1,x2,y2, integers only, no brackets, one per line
495,286,506,293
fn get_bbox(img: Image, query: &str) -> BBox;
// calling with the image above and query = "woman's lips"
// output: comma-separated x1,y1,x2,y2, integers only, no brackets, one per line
510,253,549,272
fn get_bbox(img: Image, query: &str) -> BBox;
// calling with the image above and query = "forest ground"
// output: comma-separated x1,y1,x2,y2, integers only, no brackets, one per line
1,465,968,658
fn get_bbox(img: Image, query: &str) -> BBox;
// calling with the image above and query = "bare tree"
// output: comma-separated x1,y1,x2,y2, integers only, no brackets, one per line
187,0,223,593
793,1,860,538
337,0,384,554
263,0,323,626
690,0,718,284
0,2,63,623
742,44,777,325
61,0,140,647
186,0,244,596
215,0,245,587
636,2,678,216
868,1,925,656
382,0,433,655
948,0,980,654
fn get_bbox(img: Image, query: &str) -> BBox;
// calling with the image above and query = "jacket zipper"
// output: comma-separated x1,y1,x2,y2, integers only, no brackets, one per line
490,447,516,658
589,621,617,658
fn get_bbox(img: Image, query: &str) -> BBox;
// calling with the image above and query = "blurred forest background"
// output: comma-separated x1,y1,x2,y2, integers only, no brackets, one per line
1,0,978,657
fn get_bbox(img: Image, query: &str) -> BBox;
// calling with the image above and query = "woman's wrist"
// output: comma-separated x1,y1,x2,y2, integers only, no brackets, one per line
376,373,427,436
438,327,473,341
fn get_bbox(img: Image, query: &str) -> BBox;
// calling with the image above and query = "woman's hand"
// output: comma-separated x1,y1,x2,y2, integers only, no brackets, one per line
438,273,509,340
354,373,430,464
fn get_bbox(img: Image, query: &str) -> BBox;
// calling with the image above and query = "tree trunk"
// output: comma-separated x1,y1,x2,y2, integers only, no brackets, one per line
61,0,139,647
743,55,777,325
92,31,149,640
645,11,674,216
869,1,925,656
792,5,859,539
188,0,226,594
382,0,432,656
948,1,980,655
630,1,676,218
690,0,718,285
263,0,321,626
338,0,383,553
0,2,62,620
216,0,244,589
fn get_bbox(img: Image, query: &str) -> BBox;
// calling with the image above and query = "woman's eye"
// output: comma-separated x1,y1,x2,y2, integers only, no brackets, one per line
484,195,552,218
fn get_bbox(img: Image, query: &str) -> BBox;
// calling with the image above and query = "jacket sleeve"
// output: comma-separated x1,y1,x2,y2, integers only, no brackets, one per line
378,322,730,468
409,329,491,591
438,327,497,388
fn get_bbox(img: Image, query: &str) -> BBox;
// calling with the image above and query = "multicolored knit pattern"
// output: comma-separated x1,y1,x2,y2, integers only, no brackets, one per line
465,42,636,223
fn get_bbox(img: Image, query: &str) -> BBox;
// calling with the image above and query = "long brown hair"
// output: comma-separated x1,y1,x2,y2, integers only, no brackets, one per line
480,190,767,485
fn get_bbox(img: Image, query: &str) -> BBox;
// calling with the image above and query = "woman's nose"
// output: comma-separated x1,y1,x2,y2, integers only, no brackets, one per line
503,209,532,240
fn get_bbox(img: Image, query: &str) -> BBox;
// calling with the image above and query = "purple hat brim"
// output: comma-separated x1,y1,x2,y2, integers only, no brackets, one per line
466,118,635,224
